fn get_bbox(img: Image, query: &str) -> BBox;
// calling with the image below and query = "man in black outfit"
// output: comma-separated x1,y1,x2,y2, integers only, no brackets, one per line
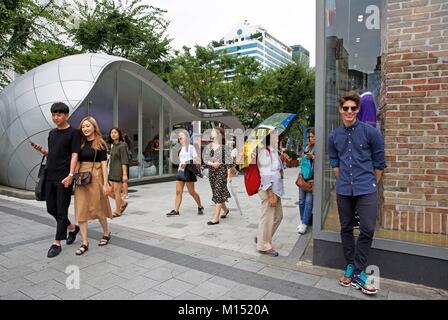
32,102,81,258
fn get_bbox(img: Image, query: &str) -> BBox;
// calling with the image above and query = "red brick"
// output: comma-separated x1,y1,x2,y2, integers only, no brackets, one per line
425,213,432,233
413,84,441,91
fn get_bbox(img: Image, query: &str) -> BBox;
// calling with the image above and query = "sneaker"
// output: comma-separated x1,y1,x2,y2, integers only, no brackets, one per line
297,224,308,234
338,264,354,287
351,271,378,295
198,207,204,215
166,210,179,217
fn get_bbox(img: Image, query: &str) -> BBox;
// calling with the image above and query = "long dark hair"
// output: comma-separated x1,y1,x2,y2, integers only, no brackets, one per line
213,127,226,145
107,127,123,144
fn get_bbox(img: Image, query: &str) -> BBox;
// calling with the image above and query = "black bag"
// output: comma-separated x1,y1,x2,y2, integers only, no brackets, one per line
176,164,196,182
35,156,47,201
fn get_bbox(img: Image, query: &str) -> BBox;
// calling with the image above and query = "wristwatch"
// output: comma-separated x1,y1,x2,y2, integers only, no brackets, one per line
68,173,74,177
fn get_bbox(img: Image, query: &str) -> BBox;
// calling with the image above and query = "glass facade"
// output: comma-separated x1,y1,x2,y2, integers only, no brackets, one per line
69,66,175,182
316,0,447,254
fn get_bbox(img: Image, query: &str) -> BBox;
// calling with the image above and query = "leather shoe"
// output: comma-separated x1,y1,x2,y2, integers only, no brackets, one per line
66,225,80,245
47,244,62,258
207,220,219,225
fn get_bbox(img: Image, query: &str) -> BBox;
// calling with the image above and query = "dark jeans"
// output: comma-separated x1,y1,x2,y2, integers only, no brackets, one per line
45,180,73,241
337,191,377,274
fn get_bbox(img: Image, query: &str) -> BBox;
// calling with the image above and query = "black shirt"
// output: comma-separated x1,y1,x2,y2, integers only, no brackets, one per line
46,126,81,181
79,140,107,162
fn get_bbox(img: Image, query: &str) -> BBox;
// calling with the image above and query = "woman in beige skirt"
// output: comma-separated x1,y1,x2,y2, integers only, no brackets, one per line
74,116,113,255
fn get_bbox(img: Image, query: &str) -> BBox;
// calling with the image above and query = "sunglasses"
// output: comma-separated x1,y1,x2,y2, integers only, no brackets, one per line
341,106,359,112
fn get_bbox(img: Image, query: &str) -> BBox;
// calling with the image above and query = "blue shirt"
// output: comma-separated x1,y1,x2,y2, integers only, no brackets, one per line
328,120,386,196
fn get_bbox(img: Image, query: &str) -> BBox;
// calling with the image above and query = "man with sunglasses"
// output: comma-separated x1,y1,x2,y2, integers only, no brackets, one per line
327,91,386,295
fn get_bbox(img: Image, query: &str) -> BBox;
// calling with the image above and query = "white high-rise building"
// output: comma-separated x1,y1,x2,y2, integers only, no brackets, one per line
213,21,293,78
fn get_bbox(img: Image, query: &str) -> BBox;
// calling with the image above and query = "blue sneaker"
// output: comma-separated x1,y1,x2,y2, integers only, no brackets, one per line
338,264,354,287
352,271,378,295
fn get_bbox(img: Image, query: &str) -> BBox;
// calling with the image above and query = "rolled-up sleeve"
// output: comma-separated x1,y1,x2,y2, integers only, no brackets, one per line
327,133,340,168
370,129,387,170
119,144,129,165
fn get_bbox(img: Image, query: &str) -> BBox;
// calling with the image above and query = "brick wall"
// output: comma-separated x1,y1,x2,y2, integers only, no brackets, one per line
380,0,448,235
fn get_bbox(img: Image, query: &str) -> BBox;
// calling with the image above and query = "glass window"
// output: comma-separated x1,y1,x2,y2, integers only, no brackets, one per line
321,0,447,248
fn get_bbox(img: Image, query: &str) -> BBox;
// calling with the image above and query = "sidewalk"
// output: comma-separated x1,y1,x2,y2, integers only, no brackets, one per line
0,168,446,300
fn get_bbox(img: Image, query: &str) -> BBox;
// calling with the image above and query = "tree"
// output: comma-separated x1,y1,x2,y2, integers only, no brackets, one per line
0,0,69,87
68,0,172,75
165,45,226,109
13,40,80,74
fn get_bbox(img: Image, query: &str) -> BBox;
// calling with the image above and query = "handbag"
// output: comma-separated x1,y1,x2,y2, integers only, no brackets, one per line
295,173,313,192
74,150,97,186
35,156,47,201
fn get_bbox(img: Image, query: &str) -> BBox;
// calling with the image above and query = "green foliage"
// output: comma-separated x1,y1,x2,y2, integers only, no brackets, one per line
284,150,298,160
14,40,80,74
0,0,70,87
68,0,172,75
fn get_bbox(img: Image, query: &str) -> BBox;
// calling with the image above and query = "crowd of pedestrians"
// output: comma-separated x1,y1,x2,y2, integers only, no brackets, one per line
32,90,385,296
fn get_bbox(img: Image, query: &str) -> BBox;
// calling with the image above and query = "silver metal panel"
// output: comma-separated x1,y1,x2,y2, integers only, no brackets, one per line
61,81,93,101
59,65,94,82
6,118,28,149
20,107,50,138
14,73,35,98
7,151,29,189
35,82,66,105
16,89,39,115
34,62,60,88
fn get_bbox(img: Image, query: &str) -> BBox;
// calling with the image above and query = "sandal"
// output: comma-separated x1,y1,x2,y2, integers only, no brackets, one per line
120,201,128,214
220,209,230,219
75,244,89,256
112,211,122,218
98,233,111,246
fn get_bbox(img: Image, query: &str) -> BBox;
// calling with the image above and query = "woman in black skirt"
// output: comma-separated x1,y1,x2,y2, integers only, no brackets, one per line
166,131,204,217
203,127,234,225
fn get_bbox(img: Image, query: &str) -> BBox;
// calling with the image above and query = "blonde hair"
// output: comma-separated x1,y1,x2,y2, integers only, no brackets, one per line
79,116,107,151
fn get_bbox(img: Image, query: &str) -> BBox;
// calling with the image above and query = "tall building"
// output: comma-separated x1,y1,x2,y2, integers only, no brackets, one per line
290,44,310,68
213,21,293,79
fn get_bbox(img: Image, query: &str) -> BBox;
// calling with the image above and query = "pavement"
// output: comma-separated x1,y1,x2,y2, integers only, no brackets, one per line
0,168,447,300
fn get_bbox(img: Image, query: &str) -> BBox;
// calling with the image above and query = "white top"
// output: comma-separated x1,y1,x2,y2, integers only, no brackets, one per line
257,147,284,197
178,145,198,171
231,148,238,159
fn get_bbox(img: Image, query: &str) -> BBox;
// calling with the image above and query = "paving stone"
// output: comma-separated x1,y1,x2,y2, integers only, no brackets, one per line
132,289,173,300
24,268,68,284
54,283,100,300
106,254,139,267
20,279,67,300
257,267,291,280
174,292,207,300
152,278,195,297
82,262,118,275
89,286,135,300
0,291,32,300
225,284,269,300
188,281,231,300
111,263,150,280
87,273,128,291
233,260,266,273
175,270,213,285
134,257,169,269
261,291,296,300
388,291,422,300
283,271,321,287
314,277,351,296
118,276,160,294
0,277,34,296
143,267,177,282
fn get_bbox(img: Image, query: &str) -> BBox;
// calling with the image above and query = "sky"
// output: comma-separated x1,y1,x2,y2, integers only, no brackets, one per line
146,0,316,67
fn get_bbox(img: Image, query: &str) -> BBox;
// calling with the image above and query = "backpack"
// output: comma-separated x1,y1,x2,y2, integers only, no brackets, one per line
300,156,313,181
244,147,271,196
